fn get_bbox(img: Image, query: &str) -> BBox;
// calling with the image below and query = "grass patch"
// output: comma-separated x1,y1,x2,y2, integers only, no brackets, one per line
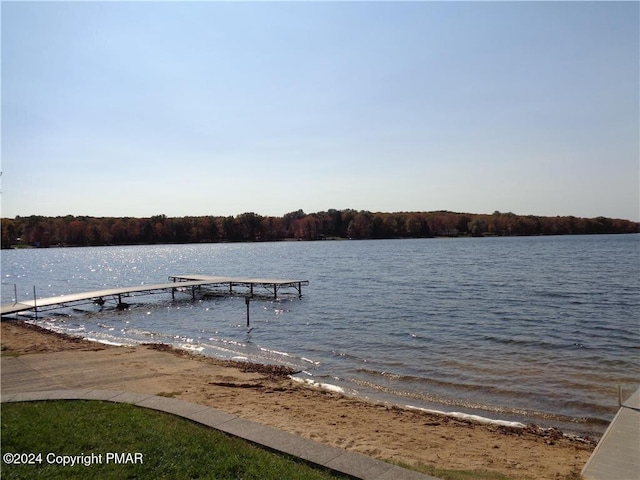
1,401,346,480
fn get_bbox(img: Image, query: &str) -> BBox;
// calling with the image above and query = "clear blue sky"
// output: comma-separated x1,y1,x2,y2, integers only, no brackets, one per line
2,1,638,221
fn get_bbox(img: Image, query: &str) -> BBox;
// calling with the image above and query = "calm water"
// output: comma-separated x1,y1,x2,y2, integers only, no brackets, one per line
2,235,638,436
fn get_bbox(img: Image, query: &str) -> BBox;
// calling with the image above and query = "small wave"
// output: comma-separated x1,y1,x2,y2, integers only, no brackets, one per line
301,357,320,366
405,405,525,428
179,344,205,353
85,337,129,347
331,350,366,362
122,328,165,338
481,334,566,351
290,376,345,394
259,347,291,357
348,375,611,430
219,339,247,348
355,368,521,396
532,290,579,299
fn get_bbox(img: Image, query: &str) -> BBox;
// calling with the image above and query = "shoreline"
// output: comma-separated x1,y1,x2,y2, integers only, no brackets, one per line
141,341,603,445
84,334,603,441
1,319,595,480
16,316,607,439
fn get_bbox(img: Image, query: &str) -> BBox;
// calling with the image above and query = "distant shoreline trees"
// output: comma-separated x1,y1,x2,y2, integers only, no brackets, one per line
1,209,638,249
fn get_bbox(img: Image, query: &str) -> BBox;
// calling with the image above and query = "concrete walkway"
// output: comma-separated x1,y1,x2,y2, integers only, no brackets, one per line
1,355,436,480
581,388,640,480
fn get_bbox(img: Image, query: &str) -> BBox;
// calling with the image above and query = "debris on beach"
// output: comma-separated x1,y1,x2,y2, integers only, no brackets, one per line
223,361,298,379
141,342,297,379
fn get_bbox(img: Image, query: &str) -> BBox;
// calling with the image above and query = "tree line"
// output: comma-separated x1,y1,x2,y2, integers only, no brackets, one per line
1,209,638,248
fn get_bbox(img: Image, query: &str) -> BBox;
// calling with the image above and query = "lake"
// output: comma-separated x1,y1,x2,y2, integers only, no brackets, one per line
2,234,638,437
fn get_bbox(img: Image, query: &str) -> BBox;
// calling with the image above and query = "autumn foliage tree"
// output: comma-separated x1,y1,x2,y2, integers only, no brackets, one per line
1,210,638,248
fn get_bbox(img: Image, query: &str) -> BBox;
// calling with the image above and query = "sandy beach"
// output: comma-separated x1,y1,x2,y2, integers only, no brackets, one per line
1,320,595,480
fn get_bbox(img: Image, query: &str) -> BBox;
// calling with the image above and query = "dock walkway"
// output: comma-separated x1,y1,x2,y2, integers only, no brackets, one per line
1,275,309,316
581,387,640,480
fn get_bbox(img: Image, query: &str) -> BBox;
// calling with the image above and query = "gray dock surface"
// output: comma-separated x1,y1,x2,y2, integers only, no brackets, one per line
581,387,640,480
0,280,212,315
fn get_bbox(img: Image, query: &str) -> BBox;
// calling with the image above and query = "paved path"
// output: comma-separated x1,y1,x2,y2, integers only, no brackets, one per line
1,354,435,480
581,388,640,480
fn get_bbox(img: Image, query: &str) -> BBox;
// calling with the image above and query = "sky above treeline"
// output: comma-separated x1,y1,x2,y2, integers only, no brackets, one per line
2,1,639,221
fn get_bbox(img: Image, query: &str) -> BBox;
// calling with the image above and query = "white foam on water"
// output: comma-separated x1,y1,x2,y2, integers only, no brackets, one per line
179,344,205,352
405,405,526,428
259,346,291,357
290,376,345,394
86,337,129,347
301,357,320,366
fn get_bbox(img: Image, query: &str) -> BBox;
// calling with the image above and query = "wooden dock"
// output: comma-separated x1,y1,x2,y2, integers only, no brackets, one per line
0,275,309,316
169,275,308,298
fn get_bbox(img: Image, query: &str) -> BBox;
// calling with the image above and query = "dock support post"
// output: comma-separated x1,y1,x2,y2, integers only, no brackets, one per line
33,286,38,320
250,284,254,297
14,284,17,305
245,297,250,327
273,285,277,299
618,385,623,407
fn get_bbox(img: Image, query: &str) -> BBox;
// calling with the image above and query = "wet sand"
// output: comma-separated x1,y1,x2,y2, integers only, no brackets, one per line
1,320,595,479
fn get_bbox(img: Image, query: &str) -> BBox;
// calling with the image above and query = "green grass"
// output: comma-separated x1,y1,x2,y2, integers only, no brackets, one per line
1,401,346,480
